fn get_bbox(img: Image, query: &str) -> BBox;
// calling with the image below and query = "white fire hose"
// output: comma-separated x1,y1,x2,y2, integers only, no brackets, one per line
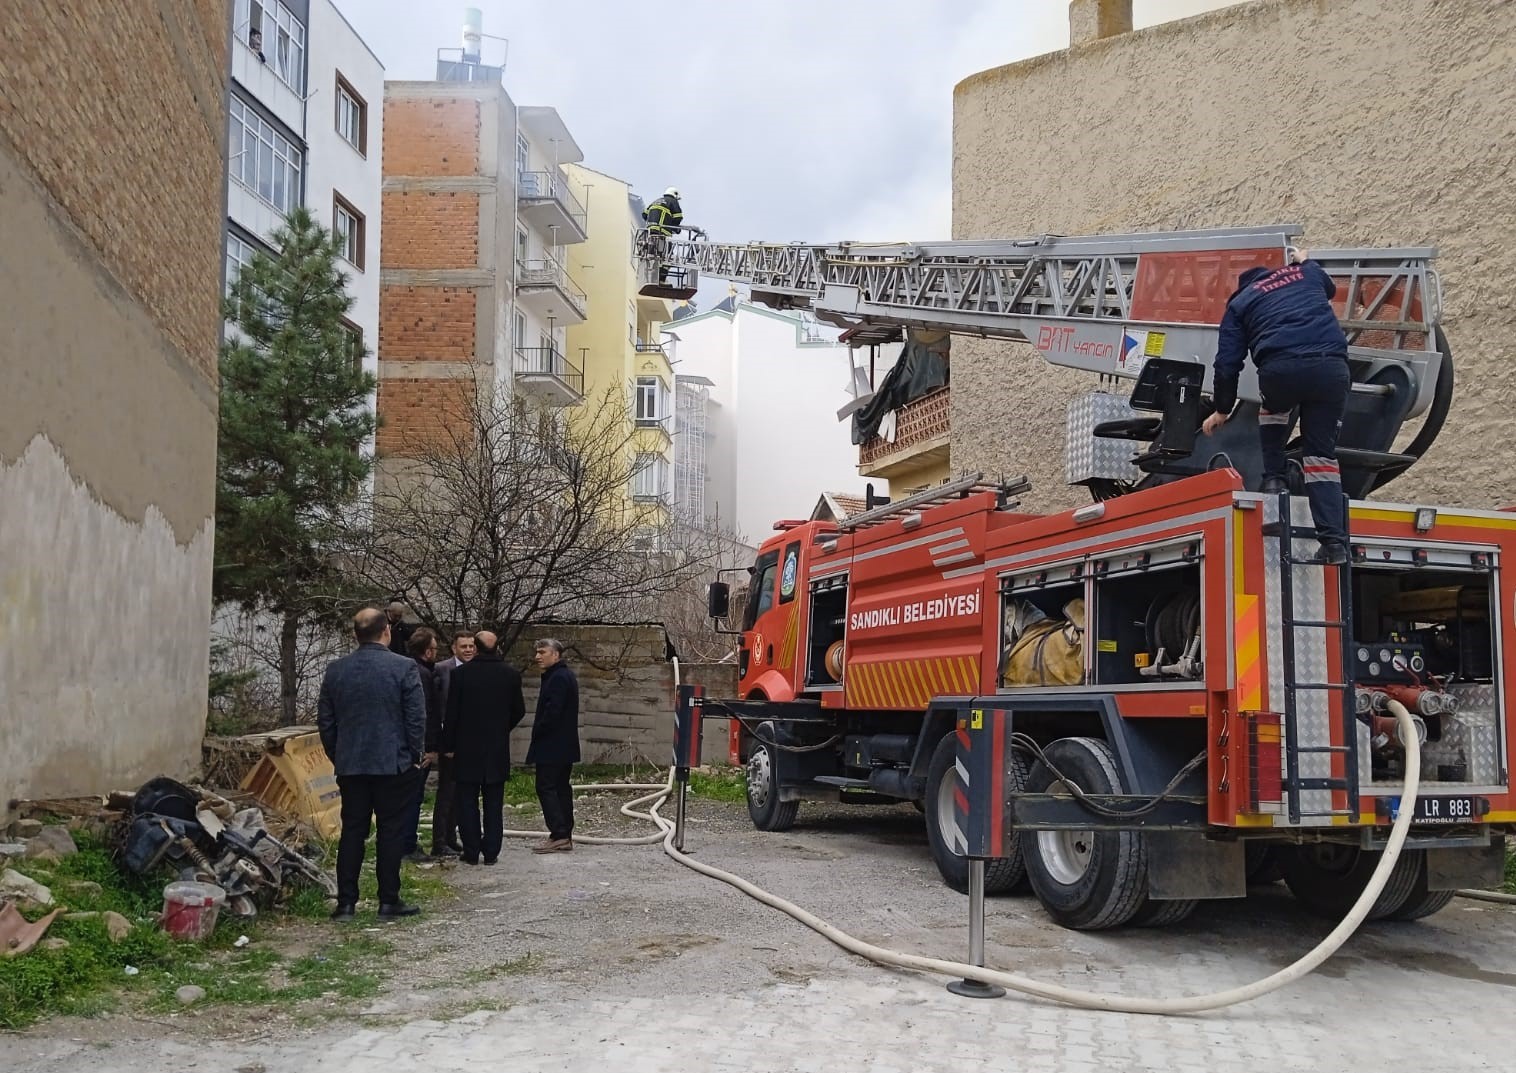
499,698,1438,1013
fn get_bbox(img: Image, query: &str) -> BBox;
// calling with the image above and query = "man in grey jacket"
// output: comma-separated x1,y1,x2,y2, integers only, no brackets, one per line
317,607,427,921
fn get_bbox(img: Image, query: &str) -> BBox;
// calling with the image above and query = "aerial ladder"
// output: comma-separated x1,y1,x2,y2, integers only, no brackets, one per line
637,225,1450,498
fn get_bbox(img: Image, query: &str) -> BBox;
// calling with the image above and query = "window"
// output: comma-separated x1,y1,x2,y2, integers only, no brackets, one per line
225,232,257,295
635,376,668,426
238,0,305,93
333,194,365,269
335,74,367,154
515,224,529,266
229,96,302,214
340,320,365,373
743,550,780,630
632,453,669,500
513,311,527,349
516,132,530,178
628,300,636,344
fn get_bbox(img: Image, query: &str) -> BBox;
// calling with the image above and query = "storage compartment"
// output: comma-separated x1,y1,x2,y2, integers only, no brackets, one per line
806,575,848,688
1351,566,1502,787
998,573,1086,687
1090,562,1203,685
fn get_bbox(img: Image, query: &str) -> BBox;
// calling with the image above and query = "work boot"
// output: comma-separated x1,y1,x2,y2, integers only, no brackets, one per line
1260,476,1290,495
378,901,421,920
1319,541,1349,565
402,849,430,865
330,903,356,922
532,838,573,854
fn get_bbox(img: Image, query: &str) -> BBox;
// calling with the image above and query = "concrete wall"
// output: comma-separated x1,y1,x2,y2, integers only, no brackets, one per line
499,625,737,767
0,3,228,805
952,0,1516,513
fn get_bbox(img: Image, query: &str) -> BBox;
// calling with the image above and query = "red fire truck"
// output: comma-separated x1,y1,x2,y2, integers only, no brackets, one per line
642,226,1511,930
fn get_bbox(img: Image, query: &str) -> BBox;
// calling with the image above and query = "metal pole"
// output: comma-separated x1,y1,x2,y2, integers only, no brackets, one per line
674,774,689,852
947,859,1006,999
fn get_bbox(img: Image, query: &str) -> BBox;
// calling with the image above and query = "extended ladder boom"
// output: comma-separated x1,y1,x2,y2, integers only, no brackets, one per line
638,225,1445,421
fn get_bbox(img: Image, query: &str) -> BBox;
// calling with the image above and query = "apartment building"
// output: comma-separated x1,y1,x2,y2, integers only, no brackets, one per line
564,168,675,516
225,0,384,374
377,43,589,460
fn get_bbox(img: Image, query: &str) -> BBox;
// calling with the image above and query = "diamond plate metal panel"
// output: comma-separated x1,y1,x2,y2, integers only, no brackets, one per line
1065,392,1142,485
1442,683,1506,787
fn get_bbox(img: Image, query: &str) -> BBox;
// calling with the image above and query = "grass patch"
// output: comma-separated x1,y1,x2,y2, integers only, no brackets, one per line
500,764,746,807
0,828,444,1029
1505,849,1516,894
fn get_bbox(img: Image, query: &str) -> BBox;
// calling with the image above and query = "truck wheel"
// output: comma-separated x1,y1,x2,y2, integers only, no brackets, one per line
1279,843,1419,920
923,734,1027,895
1130,897,1198,927
1022,737,1148,930
1245,843,1284,885
1388,853,1457,921
745,723,799,832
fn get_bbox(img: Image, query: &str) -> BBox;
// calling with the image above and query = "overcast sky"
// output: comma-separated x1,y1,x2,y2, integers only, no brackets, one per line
343,1,1242,296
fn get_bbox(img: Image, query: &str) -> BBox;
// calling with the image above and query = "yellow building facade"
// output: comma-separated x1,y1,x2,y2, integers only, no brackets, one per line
565,164,674,521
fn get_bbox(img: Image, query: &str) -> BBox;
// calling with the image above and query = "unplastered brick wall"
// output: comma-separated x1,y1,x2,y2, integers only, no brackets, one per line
374,377,475,456
380,191,481,270
0,2,229,380
379,285,477,361
952,0,1516,513
497,625,738,767
383,98,481,177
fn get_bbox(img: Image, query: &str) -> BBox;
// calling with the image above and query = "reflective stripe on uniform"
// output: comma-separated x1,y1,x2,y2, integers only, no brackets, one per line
1302,455,1341,484
1258,410,1291,426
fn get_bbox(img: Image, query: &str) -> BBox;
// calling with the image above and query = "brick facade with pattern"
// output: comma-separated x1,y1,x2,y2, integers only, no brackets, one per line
379,285,478,362
382,98,481,177
380,191,481,269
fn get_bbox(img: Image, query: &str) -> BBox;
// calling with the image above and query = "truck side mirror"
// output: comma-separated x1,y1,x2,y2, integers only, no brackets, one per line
707,581,731,619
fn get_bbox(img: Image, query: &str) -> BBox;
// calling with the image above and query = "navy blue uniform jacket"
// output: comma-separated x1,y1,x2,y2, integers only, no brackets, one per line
1211,260,1347,414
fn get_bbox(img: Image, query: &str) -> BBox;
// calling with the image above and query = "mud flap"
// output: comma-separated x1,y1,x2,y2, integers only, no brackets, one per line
1427,836,1506,891
1145,832,1246,900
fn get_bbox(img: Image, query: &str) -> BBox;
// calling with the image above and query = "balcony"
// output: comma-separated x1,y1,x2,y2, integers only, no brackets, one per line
514,346,584,407
858,388,951,480
515,258,588,323
634,341,666,357
518,169,588,244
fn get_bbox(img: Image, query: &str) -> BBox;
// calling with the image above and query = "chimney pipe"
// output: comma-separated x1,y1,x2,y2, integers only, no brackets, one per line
462,7,483,63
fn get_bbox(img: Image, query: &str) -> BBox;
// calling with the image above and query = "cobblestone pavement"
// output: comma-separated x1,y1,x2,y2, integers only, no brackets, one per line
4,800,1516,1072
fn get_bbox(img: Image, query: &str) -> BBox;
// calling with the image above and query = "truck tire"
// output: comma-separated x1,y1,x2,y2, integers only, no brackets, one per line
745,723,799,832
1022,737,1148,930
1245,843,1284,885
1129,897,1199,927
1279,843,1420,920
923,734,1027,895
1388,853,1457,921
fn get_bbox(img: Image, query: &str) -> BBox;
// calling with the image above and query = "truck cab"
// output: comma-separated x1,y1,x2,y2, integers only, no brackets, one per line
730,520,833,702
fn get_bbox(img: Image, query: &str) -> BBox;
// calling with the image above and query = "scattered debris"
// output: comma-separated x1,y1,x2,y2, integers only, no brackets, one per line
0,903,61,957
13,819,43,839
63,880,103,899
204,726,342,840
234,934,250,948
175,984,207,1006
102,910,133,942
122,776,336,920
0,868,54,907
236,1062,268,1073
161,881,226,941
26,826,79,859
0,843,25,860
122,965,140,976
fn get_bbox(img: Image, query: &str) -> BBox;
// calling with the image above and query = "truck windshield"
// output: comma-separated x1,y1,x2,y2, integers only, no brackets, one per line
742,551,779,631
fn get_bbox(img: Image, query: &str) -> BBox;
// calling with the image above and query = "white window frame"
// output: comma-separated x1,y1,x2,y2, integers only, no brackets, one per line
229,96,302,215
336,78,364,153
334,197,363,267
635,377,662,425
515,223,530,266
238,0,305,94
516,132,530,178
632,453,668,500
513,311,527,349
225,232,257,295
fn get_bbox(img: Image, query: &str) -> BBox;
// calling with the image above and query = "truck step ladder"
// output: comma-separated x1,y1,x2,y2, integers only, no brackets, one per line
1269,491,1360,824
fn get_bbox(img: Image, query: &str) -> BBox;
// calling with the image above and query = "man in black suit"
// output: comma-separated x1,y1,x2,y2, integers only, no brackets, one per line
441,630,526,865
317,608,427,921
528,638,581,854
430,630,476,856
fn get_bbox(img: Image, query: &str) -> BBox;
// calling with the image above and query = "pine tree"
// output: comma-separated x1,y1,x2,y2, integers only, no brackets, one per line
216,208,376,726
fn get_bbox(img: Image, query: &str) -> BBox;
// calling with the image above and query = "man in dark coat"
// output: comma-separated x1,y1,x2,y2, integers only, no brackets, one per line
441,630,526,865
404,628,443,861
430,630,476,856
385,600,416,655
527,638,581,853
317,608,426,921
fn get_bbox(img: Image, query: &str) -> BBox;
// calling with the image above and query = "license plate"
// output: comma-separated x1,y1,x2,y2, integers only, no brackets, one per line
1379,795,1486,824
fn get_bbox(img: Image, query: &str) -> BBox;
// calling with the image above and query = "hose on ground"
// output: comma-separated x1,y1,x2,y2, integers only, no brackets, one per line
507,696,1428,1014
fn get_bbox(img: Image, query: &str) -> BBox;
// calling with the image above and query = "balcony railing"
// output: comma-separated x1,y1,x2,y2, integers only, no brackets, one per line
515,257,588,319
517,168,588,238
635,341,666,357
513,345,584,403
858,387,950,470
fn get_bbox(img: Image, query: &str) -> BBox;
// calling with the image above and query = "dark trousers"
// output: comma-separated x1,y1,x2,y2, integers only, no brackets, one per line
455,780,505,862
335,769,418,906
535,764,575,841
430,756,458,854
1258,355,1351,546
402,767,426,854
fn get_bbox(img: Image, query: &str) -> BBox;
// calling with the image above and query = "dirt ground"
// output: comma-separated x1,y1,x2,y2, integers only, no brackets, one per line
5,791,1516,1069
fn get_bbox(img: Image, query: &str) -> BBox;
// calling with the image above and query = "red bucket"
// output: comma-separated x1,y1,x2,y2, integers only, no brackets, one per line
160,881,226,941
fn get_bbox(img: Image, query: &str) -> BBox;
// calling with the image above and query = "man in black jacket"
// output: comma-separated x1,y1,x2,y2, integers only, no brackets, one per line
430,630,476,856
528,638,581,853
317,608,426,921
404,628,443,861
385,600,416,655
441,630,526,865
